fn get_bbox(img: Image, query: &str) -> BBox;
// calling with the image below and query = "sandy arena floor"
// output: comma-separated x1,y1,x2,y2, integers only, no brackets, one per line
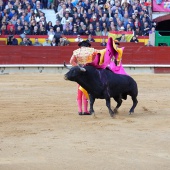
0,73,170,170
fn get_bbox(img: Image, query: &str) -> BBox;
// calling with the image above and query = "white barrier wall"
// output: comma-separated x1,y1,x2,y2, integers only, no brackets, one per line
1,64,170,74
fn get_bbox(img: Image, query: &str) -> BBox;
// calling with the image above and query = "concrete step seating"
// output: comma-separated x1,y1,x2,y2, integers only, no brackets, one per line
42,9,56,26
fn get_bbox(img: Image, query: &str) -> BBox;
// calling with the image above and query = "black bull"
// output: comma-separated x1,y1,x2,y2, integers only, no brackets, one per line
64,65,138,117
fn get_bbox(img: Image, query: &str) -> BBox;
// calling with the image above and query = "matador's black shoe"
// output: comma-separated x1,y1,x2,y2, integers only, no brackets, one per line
83,112,91,115
78,112,83,115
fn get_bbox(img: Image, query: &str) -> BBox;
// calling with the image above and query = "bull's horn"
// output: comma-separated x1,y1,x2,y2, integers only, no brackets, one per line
80,67,86,72
64,62,71,70
78,64,86,72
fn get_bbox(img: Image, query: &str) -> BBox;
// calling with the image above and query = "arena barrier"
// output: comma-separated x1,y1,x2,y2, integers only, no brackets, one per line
0,64,170,74
0,45,170,74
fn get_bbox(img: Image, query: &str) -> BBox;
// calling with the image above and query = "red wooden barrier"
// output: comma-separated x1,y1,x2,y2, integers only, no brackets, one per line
0,46,169,65
0,41,6,45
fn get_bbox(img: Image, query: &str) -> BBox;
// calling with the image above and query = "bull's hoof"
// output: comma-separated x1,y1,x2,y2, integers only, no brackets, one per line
114,108,118,114
129,111,134,115
109,112,116,118
110,114,116,118
89,110,94,115
109,110,115,118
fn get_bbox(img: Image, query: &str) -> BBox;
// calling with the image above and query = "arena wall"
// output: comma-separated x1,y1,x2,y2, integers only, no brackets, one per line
0,43,169,74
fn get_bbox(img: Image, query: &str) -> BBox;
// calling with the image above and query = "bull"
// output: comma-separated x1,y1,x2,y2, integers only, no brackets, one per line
64,64,138,117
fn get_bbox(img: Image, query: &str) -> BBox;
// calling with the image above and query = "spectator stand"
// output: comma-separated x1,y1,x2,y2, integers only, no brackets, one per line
0,35,149,45
0,0,152,45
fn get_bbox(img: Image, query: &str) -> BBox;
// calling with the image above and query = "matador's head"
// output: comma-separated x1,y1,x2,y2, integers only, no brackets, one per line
78,40,91,47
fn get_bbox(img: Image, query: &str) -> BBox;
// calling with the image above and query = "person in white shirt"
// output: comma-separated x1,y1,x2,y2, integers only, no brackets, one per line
75,35,83,42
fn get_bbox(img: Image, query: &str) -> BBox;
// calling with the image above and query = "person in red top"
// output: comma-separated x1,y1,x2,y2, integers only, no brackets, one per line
6,21,15,32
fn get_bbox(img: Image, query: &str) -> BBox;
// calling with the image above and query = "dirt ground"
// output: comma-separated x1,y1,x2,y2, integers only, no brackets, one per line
0,73,170,170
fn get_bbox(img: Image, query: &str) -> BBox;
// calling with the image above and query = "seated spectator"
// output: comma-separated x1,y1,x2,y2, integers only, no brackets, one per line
7,35,18,45
58,37,70,46
7,21,15,32
84,17,90,28
20,37,29,46
79,25,89,36
86,34,95,43
100,38,107,46
47,28,54,40
142,21,151,36
63,27,72,35
0,24,7,35
99,16,109,30
46,21,53,32
54,27,62,45
61,13,70,26
23,25,31,35
75,35,83,42
119,26,125,32
124,17,134,31
90,15,98,29
53,20,63,32
35,1,43,11
134,27,142,36
71,26,78,35
39,16,47,27
133,20,140,31
39,26,47,35
16,25,24,35
51,37,57,46
101,22,108,32
125,23,132,32
27,38,33,46
95,26,102,36
117,19,124,31
130,35,139,43
120,34,127,42
109,22,117,31
33,38,42,46
88,25,96,36
43,38,51,46
63,20,72,31
102,27,109,36
6,26,15,35
31,25,40,35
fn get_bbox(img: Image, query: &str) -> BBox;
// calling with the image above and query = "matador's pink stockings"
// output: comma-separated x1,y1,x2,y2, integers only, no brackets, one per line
77,88,89,113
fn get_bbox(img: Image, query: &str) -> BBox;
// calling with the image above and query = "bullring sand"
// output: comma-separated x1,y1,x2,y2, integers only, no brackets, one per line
0,73,170,170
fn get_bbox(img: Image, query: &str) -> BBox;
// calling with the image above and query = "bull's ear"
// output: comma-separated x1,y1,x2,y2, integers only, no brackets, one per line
64,62,71,70
80,67,86,72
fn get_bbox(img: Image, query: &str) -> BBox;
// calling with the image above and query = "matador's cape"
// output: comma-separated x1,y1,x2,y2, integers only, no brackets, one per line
88,37,124,69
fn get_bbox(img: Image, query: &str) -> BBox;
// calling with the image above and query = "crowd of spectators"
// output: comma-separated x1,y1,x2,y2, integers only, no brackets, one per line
54,0,154,36
0,0,155,45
